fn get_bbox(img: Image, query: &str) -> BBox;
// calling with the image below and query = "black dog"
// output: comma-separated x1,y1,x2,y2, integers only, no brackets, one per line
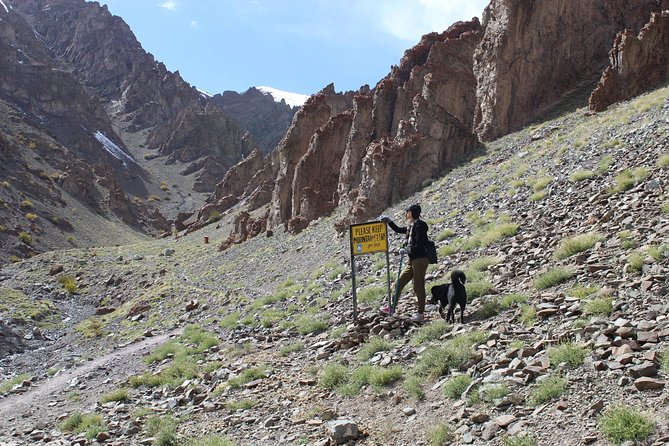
429,270,467,323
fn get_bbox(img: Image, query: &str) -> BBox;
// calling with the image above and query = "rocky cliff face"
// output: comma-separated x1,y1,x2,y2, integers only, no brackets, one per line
590,11,669,112
205,21,483,246
11,0,252,194
473,0,669,141
212,88,299,154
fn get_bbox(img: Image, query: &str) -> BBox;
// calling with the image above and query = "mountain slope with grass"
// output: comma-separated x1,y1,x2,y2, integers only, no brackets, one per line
0,83,668,445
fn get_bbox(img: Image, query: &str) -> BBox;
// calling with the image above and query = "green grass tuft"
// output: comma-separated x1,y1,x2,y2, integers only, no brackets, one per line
468,256,501,272
413,331,486,378
533,267,573,290
502,433,537,446
520,304,537,327
428,422,453,446
628,251,645,273
404,376,425,401
280,341,305,356
480,383,509,403
0,373,32,394
100,388,129,404
187,435,235,446
358,337,394,361
529,376,566,406
443,375,472,399
569,169,595,183
568,285,599,299
554,232,603,260
584,296,613,316
599,405,655,445
548,343,588,368
60,412,106,440
500,294,528,309
478,299,501,318
295,315,329,334
412,319,449,345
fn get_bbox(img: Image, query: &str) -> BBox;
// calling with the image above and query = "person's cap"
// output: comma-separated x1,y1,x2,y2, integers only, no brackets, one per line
405,204,421,218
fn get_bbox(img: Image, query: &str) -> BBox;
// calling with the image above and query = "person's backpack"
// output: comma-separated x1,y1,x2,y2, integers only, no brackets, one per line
425,239,438,264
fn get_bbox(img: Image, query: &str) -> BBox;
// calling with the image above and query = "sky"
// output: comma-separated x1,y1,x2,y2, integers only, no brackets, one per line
100,0,489,97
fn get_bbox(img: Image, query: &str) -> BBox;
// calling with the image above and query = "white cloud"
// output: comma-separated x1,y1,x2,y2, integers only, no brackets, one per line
190,20,198,28
374,0,489,42
159,0,177,11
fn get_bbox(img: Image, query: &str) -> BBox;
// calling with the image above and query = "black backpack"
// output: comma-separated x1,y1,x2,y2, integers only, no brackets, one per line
425,239,438,264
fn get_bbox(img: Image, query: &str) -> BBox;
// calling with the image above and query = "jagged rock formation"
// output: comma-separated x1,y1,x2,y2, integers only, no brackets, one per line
212,88,299,154
590,11,669,112
473,0,669,141
205,22,483,246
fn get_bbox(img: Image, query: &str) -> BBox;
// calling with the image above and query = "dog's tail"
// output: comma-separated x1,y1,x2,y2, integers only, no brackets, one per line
451,269,466,286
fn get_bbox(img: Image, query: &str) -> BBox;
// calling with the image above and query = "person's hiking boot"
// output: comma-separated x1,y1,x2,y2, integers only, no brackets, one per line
410,313,425,322
380,303,392,315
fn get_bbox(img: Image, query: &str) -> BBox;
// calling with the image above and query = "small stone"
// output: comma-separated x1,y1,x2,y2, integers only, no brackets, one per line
49,264,64,275
402,407,416,416
637,331,658,343
481,422,499,441
328,420,360,445
96,431,111,442
185,299,199,312
630,361,658,378
471,413,489,424
495,414,517,427
634,377,664,391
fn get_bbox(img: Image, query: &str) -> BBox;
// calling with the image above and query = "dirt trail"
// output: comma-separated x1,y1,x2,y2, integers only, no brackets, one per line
0,330,180,439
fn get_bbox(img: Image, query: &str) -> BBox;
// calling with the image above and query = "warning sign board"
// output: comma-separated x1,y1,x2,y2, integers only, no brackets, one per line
350,221,388,256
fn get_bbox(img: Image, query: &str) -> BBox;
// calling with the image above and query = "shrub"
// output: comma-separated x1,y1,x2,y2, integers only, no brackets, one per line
18,232,33,246
502,433,537,446
466,280,494,301
599,405,655,445
520,304,537,327
609,168,650,194
160,181,170,191
548,343,588,368
568,285,599,299
57,274,77,293
60,412,105,440
404,376,425,401
295,315,329,335
428,422,453,446
187,435,234,446
529,190,547,201
280,341,305,357
146,415,178,446
224,398,257,412
478,299,501,318
480,383,509,403
208,210,222,222
596,155,614,174
660,350,669,374
658,153,669,168
443,374,472,399
436,229,456,241
25,213,38,221
554,232,604,260
628,251,645,273
357,285,386,305
100,388,130,404
1,181,9,188
320,363,349,390
533,267,573,290
412,319,449,345
0,373,32,394
468,256,501,272
584,296,613,316
358,337,394,361
19,199,33,209
529,376,566,406
569,169,595,183
413,331,486,378
531,176,553,192
76,318,104,338
500,294,528,309
227,367,267,389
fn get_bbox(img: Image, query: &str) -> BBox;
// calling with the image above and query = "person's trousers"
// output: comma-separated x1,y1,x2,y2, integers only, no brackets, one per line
392,257,429,313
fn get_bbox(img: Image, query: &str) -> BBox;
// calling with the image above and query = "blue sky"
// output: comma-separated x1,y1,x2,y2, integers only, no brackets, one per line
100,0,489,96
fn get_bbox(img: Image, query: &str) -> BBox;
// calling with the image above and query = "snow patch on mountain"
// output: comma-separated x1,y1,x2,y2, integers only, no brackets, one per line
257,86,309,108
94,131,136,167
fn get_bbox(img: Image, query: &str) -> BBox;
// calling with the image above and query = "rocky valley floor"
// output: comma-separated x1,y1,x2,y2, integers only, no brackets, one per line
1,85,669,446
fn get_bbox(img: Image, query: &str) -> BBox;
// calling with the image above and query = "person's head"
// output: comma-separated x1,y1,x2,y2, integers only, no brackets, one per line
405,204,421,221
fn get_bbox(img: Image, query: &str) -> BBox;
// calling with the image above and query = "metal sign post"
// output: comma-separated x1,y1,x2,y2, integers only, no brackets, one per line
349,221,389,320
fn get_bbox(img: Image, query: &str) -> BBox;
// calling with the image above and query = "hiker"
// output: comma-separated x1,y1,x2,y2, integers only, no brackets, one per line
380,204,430,322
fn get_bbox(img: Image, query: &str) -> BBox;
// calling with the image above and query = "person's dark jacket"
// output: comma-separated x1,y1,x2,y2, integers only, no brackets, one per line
387,219,429,260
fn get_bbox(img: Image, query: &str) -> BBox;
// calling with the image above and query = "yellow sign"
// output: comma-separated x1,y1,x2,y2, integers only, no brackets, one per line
350,221,388,256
